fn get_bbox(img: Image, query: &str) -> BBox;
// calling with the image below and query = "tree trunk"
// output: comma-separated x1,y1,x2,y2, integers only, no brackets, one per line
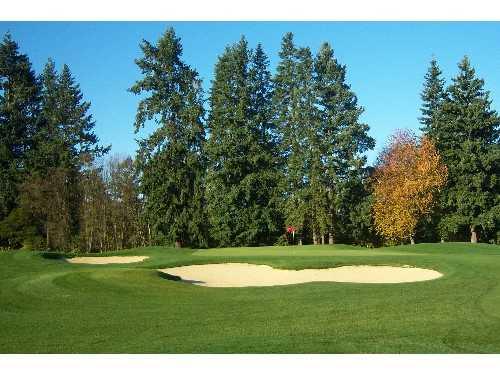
298,238,303,246
471,225,478,243
328,232,334,245
113,223,117,250
313,231,318,245
321,235,325,245
410,236,415,245
175,240,182,248
89,229,93,253
441,238,444,243
148,224,151,246
46,225,50,250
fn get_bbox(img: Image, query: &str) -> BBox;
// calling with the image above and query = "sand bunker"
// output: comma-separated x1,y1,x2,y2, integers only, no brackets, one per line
67,256,149,264
159,263,442,287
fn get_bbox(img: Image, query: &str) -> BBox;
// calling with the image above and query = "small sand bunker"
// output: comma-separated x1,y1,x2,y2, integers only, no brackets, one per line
159,263,442,287
67,256,149,264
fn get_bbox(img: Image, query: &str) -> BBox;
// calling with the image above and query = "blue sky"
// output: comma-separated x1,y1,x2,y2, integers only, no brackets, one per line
1,22,499,165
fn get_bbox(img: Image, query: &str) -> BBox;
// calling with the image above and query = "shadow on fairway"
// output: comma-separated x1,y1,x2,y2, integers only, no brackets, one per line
157,270,205,285
41,252,66,260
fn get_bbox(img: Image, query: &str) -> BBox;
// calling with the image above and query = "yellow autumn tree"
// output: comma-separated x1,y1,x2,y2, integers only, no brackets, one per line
372,130,447,244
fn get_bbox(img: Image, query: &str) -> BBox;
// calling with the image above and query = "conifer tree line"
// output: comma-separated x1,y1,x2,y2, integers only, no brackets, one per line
128,29,376,249
0,33,147,251
418,57,499,243
0,27,498,252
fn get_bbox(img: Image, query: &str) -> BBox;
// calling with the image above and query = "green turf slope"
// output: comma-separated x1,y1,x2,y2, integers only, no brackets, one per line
1,243,500,353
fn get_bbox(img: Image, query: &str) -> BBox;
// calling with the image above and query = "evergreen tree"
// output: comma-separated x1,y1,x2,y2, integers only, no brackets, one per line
295,46,323,244
273,33,316,245
20,60,109,250
313,42,375,244
417,58,446,242
247,43,283,244
206,38,281,246
419,58,446,136
274,35,374,245
130,27,207,248
31,59,61,171
346,178,379,246
32,61,108,173
0,33,41,221
272,33,299,242
434,57,500,242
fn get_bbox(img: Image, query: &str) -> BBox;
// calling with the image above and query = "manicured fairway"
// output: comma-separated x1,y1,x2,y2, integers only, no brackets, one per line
1,243,500,353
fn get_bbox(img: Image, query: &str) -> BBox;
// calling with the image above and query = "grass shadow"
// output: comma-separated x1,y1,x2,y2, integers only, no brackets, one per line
40,252,66,260
157,270,205,285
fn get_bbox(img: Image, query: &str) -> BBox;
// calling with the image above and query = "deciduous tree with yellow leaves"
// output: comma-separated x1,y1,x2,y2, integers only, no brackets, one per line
372,130,448,244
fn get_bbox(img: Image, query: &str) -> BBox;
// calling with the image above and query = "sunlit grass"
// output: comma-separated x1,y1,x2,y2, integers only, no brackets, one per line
0,242,499,353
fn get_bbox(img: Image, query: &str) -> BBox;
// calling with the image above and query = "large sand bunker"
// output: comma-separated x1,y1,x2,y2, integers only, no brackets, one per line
159,263,442,287
67,256,149,264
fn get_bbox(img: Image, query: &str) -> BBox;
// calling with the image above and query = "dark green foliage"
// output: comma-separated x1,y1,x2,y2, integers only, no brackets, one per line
130,27,207,248
430,57,500,242
0,206,39,249
417,58,450,242
0,33,41,220
206,38,281,247
313,42,375,244
1,33,108,251
273,33,316,243
2,27,499,251
27,60,108,250
415,211,442,244
273,35,374,245
31,59,108,174
17,58,108,251
419,58,446,136
416,60,447,242
335,172,378,246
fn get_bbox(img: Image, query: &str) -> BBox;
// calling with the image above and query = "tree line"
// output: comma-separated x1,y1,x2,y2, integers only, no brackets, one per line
0,27,498,252
0,34,147,251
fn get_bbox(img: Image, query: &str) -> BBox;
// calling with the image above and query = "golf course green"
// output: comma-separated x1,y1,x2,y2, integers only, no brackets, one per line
1,242,500,353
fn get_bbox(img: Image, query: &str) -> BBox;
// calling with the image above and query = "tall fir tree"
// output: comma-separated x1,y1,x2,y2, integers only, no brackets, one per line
21,60,109,249
433,57,500,243
273,33,316,245
0,33,41,221
313,42,375,245
295,46,324,244
30,59,108,173
46,63,108,168
32,59,62,172
272,32,298,240
247,43,283,244
419,58,446,137
130,27,207,248
417,58,446,242
206,38,281,246
274,34,374,245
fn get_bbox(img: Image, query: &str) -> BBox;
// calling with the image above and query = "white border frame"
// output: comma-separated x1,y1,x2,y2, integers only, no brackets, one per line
0,0,500,21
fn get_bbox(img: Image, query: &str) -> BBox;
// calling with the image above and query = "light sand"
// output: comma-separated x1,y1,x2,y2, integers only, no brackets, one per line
67,256,149,264
159,263,442,287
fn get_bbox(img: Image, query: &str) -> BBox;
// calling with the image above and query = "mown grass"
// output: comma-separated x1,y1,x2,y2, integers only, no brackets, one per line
1,242,500,353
